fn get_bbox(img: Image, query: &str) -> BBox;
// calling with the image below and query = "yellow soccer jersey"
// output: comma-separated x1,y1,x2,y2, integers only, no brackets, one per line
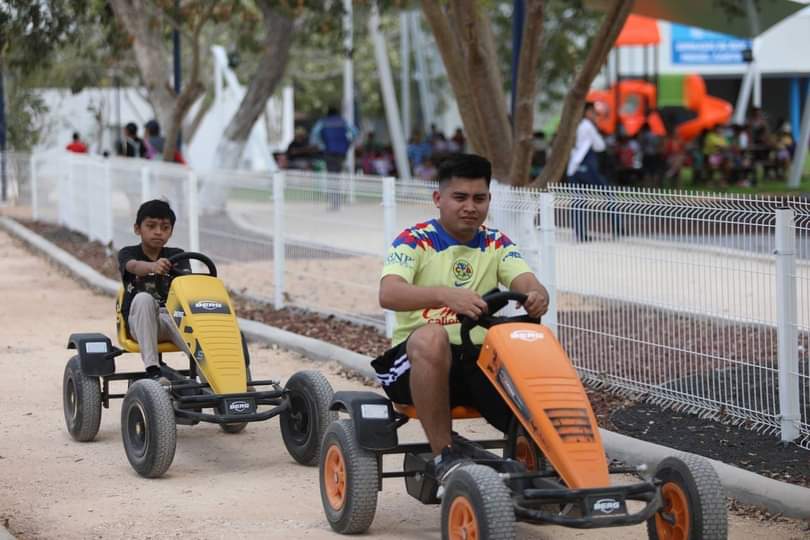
382,218,532,346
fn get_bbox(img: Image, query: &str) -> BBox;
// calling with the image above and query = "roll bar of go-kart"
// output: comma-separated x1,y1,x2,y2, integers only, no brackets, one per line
167,251,217,277
458,291,541,361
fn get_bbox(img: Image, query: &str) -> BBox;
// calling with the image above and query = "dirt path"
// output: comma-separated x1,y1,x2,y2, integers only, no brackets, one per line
0,229,806,540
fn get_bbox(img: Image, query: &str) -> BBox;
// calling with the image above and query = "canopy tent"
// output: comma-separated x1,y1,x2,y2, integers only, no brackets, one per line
615,14,660,47
587,0,805,38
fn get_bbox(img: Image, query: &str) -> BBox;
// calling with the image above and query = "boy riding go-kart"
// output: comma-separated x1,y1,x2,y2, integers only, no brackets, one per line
315,154,727,538
62,200,335,477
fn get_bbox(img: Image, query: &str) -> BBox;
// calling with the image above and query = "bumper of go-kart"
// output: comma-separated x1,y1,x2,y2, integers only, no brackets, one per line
510,476,663,528
168,378,290,425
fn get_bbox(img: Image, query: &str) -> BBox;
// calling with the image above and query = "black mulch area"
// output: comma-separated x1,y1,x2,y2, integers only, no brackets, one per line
11,218,810,492
612,402,810,488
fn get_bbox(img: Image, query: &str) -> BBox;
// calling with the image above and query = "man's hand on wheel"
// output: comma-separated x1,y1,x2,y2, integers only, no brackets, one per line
442,288,488,320
521,289,549,319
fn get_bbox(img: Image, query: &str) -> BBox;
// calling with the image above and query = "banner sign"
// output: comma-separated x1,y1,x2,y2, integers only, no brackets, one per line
671,23,752,65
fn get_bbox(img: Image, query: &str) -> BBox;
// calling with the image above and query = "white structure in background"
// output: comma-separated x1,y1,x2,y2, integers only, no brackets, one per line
186,45,294,172
32,88,153,153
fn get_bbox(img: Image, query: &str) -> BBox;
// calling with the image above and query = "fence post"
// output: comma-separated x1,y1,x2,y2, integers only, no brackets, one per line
539,192,558,336
30,153,38,221
187,170,200,254
140,165,151,203
104,160,114,245
273,172,286,309
775,208,799,442
67,154,76,230
382,176,397,338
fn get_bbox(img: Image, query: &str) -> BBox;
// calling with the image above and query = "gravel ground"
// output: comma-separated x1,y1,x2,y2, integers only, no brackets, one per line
4,226,810,539
15,219,810,492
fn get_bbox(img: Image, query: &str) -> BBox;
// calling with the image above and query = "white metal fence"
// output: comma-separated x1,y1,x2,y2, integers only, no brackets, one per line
6,151,808,449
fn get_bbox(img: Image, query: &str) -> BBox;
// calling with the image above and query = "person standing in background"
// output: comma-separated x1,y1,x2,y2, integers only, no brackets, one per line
66,132,88,154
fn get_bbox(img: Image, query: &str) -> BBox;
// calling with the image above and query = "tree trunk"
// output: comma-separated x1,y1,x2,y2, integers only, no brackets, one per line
508,0,544,187
420,1,487,155
109,0,210,162
534,0,633,188
201,2,295,211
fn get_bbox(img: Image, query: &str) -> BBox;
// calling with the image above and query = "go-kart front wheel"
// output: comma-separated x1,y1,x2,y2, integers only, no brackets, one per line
441,464,516,540
319,419,379,534
120,379,177,478
647,454,727,540
280,370,337,465
63,355,102,442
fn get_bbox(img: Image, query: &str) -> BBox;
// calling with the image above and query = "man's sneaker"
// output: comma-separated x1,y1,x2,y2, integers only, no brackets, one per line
429,445,474,485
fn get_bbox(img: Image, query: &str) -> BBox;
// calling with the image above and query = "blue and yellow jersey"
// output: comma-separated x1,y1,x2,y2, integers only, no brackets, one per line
382,218,532,346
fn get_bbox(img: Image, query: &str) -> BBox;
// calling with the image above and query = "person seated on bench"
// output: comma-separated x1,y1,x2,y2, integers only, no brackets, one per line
373,153,549,482
118,199,190,384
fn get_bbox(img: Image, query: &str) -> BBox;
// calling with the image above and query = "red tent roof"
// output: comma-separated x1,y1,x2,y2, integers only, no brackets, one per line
615,14,661,47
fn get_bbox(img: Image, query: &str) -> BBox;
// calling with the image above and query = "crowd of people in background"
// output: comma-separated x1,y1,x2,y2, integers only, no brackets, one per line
597,107,797,189
66,120,186,164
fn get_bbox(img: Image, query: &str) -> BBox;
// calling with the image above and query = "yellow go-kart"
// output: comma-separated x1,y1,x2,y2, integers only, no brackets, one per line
63,251,336,477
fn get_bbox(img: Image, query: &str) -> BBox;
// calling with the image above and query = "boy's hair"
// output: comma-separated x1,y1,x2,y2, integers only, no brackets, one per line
135,199,176,227
437,153,492,187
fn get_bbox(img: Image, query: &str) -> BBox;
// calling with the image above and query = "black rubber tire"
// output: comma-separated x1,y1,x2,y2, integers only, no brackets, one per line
319,419,379,534
220,421,248,434
441,464,516,540
120,379,177,478
63,355,102,442
505,421,545,472
647,454,728,540
280,370,337,465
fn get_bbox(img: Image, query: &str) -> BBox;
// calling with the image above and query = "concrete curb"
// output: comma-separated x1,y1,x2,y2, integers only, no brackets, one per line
3,215,810,521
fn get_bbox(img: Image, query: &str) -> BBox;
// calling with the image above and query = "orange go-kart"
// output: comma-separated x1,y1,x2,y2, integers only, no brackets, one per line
317,292,727,539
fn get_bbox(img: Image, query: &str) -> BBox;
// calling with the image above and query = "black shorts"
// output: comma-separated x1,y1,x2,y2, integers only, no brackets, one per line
371,338,513,433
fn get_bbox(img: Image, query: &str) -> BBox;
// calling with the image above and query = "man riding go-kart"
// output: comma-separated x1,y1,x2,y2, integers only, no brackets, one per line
373,153,548,479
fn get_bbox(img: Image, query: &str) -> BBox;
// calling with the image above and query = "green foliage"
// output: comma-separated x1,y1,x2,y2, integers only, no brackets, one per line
492,0,601,113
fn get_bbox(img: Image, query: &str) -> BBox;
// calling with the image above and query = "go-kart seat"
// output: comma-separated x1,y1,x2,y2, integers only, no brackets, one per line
115,288,181,354
393,403,482,419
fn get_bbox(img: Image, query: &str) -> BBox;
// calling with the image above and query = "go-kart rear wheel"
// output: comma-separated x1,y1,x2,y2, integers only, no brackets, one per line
441,464,516,540
319,419,379,534
220,422,248,434
121,379,177,478
506,421,545,472
647,454,727,540
280,370,337,465
63,355,102,442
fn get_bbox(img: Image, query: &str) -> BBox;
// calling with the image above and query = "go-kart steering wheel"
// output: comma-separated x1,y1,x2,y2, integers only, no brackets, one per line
458,291,541,361
167,251,218,277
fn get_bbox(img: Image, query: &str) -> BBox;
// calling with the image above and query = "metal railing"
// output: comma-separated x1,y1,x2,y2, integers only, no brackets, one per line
7,150,808,449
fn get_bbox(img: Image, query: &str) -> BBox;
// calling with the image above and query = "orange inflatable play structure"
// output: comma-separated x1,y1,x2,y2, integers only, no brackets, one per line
587,15,733,141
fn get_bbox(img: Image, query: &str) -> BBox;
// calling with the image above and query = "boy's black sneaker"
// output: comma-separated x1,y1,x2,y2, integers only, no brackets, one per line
429,445,474,485
146,366,170,387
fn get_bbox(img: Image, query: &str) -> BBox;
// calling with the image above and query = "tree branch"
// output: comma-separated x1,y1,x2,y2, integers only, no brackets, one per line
535,0,633,188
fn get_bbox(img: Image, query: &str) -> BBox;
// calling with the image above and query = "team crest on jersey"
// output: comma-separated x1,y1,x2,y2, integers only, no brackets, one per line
452,259,473,285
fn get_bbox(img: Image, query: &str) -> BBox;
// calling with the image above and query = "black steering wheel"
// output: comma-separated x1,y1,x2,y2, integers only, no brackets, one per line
458,291,541,362
167,251,218,277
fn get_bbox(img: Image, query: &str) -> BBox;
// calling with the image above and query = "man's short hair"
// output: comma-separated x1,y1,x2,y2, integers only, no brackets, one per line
583,102,596,114
136,199,176,227
125,122,138,136
436,153,492,187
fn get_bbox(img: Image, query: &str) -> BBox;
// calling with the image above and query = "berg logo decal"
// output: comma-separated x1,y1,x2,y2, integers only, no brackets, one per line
194,300,223,311
228,400,251,413
510,330,544,342
592,498,621,514
452,259,473,284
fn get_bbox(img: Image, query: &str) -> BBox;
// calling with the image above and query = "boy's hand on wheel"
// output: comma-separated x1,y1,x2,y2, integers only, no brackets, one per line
442,288,488,320
152,258,172,275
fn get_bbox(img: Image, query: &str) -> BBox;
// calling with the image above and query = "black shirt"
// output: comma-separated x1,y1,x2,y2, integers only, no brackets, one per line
118,244,190,322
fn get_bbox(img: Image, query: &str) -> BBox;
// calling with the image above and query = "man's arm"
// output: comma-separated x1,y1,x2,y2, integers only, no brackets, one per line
379,275,488,319
509,272,549,319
